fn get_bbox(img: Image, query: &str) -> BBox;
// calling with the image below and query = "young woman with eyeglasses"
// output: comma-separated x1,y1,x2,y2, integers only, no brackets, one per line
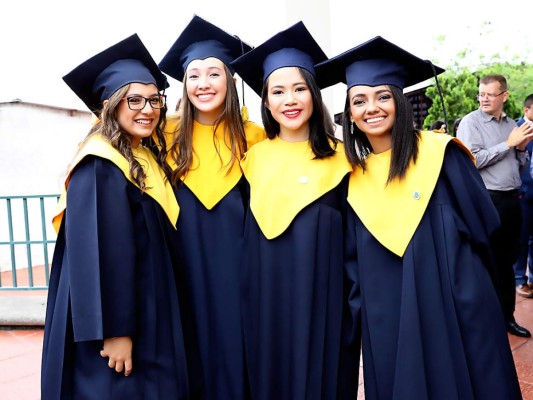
41,34,190,400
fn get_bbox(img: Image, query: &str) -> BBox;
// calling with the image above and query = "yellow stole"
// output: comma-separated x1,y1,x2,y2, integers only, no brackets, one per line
241,136,352,239
52,134,179,234
347,130,473,257
165,119,266,210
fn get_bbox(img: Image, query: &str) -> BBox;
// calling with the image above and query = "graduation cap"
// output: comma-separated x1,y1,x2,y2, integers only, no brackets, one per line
158,15,252,82
315,36,444,90
63,33,168,115
230,21,328,96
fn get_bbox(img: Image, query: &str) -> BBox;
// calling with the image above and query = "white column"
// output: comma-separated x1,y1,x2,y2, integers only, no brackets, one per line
285,0,344,139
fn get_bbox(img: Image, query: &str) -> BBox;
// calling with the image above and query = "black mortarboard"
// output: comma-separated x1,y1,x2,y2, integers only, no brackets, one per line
315,36,444,90
230,21,328,96
158,15,252,82
63,34,168,115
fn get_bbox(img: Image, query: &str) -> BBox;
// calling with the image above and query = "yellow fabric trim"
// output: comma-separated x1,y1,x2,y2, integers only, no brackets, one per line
243,120,267,150
181,121,241,209
347,131,471,257
52,134,179,233
242,136,352,239
165,119,266,210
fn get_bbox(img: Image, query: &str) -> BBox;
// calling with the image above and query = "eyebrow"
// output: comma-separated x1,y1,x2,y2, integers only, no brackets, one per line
187,66,223,73
270,81,307,90
351,88,391,102
126,92,160,97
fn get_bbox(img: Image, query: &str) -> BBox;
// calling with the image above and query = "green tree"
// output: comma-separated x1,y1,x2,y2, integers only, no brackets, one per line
423,31,533,131
425,70,478,130
424,62,531,131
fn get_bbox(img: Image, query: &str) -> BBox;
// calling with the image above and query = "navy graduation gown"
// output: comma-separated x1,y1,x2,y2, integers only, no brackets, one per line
346,144,521,400
165,120,265,400
41,156,189,400
172,179,249,400
241,178,359,400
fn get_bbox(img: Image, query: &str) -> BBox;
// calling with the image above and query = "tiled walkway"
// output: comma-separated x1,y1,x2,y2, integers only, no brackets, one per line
510,295,533,398
1,295,532,399
0,328,42,400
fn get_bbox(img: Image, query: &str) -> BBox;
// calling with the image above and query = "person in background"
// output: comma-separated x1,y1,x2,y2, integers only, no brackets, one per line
157,15,265,400
316,36,522,399
41,34,189,399
457,74,533,337
452,117,462,137
513,93,533,297
231,22,357,399
430,119,446,133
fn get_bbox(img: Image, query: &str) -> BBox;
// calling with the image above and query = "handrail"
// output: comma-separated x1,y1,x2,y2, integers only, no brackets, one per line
0,194,59,290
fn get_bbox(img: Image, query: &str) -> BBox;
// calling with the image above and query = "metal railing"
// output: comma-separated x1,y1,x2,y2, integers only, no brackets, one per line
0,194,59,291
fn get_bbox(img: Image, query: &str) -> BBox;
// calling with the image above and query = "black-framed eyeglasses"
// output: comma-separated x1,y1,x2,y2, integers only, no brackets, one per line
121,95,167,110
477,92,506,100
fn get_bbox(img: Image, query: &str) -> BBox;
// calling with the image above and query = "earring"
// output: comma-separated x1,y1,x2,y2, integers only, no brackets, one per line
350,122,354,135
355,140,369,160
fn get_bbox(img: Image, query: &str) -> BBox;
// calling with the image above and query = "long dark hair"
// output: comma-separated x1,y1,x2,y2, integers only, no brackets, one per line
342,85,420,183
78,84,171,192
168,64,247,186
260,67,338,158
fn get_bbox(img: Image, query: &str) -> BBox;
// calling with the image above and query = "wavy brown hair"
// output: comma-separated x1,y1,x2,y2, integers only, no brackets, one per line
167,64,247,186
76,84,171,191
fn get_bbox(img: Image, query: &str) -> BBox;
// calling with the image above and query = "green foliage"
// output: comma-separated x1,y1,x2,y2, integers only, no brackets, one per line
423,39,533,130
425,71,478,129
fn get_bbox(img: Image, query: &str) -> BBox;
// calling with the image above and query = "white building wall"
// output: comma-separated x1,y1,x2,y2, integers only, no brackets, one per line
0,102,91,272
0,102,91,196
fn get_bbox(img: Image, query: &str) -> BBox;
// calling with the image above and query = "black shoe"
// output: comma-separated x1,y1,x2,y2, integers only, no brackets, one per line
506,321,532,338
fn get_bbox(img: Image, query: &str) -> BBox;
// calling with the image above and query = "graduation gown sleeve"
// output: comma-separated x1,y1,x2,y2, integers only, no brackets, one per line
66,156,137,342
440,141,501,279
337,201,361,398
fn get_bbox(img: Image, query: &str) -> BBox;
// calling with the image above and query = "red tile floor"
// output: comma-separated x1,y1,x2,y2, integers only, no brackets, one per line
0,292,532,399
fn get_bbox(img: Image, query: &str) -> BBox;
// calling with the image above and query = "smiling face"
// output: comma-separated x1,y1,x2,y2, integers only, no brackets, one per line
115,82,162,148
185,57,228,125
265,67,313,141
348,84,395,153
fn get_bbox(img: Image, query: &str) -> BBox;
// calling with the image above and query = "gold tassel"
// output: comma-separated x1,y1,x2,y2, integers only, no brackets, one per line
241,105,249,123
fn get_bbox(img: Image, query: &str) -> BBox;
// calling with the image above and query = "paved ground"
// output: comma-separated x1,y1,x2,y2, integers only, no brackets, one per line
0,289,532,399
0,328,42,400
511,295,533,399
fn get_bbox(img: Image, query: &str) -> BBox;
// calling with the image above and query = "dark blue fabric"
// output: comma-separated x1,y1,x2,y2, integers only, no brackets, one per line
488,190,522,320
94,59,157,103
315,36,444,91
41,156,189,400
171,179,249,400
513,195,533,285
345,58,407,89
241,177,358,400
262,48,317,81
230,21,328,96
517,117,533,199
346,144,521,400
179,40,235,76
513,116,533,285
521,144,533,198
62,34,168,115
158,15,252,83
